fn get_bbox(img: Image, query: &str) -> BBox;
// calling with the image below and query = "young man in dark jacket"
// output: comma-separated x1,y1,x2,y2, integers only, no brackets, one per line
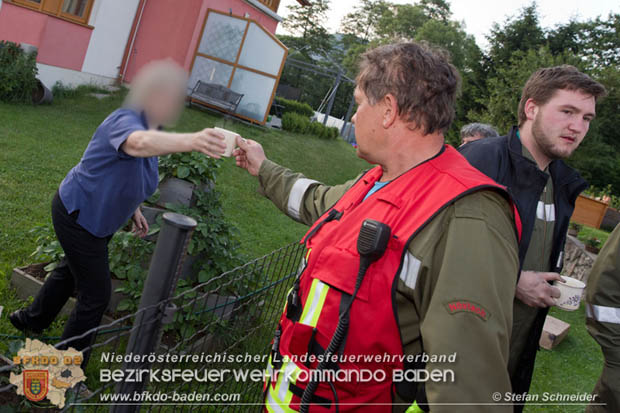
459,65,606,412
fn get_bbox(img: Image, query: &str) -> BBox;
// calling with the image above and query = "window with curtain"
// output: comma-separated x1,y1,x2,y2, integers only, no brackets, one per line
61,0,89,18
10,0,94,24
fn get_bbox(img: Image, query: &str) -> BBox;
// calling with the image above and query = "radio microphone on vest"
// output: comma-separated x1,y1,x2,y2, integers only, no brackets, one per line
300,219,392,413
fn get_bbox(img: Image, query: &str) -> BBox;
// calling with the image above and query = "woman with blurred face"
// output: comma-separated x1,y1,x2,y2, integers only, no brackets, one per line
9,60,227,360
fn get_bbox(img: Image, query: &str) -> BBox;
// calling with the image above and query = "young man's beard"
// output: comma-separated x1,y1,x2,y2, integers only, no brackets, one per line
531,113,575,161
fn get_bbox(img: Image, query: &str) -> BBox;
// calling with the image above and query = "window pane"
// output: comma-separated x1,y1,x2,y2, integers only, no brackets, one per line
238,23,286,76
198,13,247,63
188,56,234,93
230,69,276,122
62,0,88,17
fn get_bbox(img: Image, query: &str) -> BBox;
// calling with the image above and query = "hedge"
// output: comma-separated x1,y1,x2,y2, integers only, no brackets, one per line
282,112,339,140
0,41,38,104
274,96,315,118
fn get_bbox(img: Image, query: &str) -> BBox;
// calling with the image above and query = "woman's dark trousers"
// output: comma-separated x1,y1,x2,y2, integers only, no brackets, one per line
22,192,112,363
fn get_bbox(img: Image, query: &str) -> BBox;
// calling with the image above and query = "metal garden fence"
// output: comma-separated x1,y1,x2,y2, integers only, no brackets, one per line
0,212,305,412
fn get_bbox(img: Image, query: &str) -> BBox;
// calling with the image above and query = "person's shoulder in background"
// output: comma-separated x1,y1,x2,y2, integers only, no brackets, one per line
458,135,509,181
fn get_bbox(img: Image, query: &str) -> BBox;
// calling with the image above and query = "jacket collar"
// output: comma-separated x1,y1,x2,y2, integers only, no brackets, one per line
507,126,587,189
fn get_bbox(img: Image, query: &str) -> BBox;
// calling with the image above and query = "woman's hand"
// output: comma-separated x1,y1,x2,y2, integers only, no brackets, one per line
132,208,149,238
191,128,227,158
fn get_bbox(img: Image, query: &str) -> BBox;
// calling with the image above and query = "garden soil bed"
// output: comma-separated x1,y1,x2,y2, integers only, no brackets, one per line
11,264,124,326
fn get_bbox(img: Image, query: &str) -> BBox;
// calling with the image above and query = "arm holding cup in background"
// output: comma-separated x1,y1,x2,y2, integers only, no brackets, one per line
516,271,563,308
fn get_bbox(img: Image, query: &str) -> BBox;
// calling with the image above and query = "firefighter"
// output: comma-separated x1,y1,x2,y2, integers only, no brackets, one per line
585,224,620,412
234,42,521,412
459,65,607,412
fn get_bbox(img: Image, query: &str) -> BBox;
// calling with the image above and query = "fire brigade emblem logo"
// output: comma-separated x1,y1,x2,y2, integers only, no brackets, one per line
23,370,49,402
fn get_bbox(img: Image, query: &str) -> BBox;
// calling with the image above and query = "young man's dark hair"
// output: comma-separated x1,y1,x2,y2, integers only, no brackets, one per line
460,66,606,413
518,65,607,126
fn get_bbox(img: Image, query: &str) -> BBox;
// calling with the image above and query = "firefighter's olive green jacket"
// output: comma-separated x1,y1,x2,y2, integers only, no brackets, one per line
258,159,520,413
586,224,620,413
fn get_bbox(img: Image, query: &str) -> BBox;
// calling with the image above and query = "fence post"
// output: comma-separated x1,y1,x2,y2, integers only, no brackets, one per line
111,212,197,413
323,69,342,125
340,91,356,138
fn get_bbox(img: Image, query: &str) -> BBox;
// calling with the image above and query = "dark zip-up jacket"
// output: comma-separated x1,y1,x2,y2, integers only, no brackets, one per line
459,126,588,409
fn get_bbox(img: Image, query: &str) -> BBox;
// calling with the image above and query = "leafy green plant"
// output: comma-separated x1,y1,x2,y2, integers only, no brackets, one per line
283,114,339,140
29,225,65,274
274,96,315,117
164,189,244,288
0,41,38,103
281,112,311,134
584,236,601,249
109,231,154,312
584,184,620,210
158,152,220,186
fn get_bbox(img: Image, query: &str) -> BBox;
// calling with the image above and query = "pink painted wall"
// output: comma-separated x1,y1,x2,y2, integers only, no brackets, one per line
124,0,280,82
0,2,92,71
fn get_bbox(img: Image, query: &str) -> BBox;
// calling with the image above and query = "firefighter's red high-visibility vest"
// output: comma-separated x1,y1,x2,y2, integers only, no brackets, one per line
264,145,522,412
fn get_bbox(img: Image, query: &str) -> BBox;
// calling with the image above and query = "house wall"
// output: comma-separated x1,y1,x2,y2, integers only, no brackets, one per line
123,0,280,82
0,2,92,71
0,0,282,87
0,0,138,87
82,0,141,80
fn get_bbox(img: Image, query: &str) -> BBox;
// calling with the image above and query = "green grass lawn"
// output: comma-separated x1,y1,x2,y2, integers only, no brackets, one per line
0,90,607,410
0,90,366,349
525,305,603,413
577,225,611,246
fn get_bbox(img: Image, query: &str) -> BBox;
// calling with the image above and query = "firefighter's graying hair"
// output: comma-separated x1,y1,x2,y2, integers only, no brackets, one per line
356,42,461,135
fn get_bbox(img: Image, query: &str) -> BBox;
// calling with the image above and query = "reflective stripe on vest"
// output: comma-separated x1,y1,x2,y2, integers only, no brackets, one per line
266,359,302,413
265,146,521,411
299,279,329,327
405,401,425,413
587,303,620,324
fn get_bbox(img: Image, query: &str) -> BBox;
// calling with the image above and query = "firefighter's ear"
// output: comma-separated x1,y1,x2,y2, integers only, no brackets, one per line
382,93,398,129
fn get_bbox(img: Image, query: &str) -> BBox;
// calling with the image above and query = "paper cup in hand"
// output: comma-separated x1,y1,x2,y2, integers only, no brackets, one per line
553,276,585,311
214,127,241,157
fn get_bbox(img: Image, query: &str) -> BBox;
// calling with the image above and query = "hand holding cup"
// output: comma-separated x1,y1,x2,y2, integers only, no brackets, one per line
192,128,227,158
234,137,267,177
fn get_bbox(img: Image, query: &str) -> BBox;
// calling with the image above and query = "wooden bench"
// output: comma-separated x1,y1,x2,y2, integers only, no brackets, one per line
189,81,244,113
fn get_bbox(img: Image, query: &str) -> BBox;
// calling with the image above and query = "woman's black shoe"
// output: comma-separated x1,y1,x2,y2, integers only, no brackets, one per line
9,310,43,334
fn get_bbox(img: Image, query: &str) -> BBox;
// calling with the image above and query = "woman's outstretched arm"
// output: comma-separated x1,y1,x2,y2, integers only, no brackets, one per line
122,128,227,158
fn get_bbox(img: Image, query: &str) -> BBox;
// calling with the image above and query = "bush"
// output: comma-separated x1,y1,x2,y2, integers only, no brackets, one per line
282,113,340,140
0,41,38,103
282,112,310,134
275,96,315,117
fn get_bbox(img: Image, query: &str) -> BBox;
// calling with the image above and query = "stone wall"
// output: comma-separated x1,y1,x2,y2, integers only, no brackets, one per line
562,235,597,283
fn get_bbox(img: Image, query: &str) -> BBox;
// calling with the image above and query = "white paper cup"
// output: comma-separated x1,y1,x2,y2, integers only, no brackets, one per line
214,127,241,157
553,276,586,311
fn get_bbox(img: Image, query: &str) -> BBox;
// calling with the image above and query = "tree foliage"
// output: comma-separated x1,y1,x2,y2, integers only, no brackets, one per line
282,0,332,56
340,0,389,43
278,1,620,191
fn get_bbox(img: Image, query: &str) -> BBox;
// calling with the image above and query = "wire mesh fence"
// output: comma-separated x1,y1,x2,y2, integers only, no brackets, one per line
0,213,305,412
